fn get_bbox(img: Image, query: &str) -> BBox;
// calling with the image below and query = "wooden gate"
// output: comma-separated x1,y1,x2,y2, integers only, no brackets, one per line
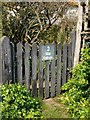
0,33,76,99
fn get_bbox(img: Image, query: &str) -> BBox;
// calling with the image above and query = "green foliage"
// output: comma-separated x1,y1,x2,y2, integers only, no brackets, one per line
39,25,60,44
61,48,90,118
2,2,77,45
0,83,42,118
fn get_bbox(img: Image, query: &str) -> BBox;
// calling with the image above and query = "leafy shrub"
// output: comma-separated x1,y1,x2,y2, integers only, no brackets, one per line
0,83,42,118
61,48,90,118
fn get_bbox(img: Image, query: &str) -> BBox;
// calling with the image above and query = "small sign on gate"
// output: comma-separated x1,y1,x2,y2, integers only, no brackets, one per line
40,44,55,61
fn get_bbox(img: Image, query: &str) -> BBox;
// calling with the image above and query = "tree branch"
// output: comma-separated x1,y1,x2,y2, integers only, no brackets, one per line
35,9,43,31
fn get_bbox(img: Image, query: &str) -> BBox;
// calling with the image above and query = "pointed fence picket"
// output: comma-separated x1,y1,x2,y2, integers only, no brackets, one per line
17,42,22,85
56,43,62,95
25,42,30,90
32,43,37,97
39,44,44,99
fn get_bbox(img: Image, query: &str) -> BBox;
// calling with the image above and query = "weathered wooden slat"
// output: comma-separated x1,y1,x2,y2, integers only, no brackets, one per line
25,42,30,90
62,43,67,86
1,36,12,84
67,43,72,80
56,43,62,95
10,42,15,83
51,44,56,97
39,44,43,99
32,43,37,97
4,47,8,84
70,30,76,67
45,61,49,98
17,42,22,85
6,38,12,84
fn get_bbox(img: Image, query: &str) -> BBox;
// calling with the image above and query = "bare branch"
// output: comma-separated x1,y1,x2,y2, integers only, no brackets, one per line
35,9,43,31
31,30,40,43
44,8,51,26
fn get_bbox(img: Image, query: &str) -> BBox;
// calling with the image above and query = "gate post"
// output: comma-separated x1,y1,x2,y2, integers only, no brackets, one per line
73,3,83,67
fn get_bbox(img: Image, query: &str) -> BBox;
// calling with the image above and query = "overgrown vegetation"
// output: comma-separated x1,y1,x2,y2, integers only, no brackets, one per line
61,48,90,118
0,83,42,118
2,2,77,44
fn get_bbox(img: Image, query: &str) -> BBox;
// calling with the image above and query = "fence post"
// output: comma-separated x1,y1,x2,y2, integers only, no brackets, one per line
74,3,83,67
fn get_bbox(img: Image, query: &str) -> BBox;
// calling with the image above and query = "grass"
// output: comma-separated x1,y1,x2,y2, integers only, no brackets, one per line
42,96,69,118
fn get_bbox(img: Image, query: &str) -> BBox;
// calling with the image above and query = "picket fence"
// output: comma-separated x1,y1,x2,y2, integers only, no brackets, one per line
0,33,76,99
